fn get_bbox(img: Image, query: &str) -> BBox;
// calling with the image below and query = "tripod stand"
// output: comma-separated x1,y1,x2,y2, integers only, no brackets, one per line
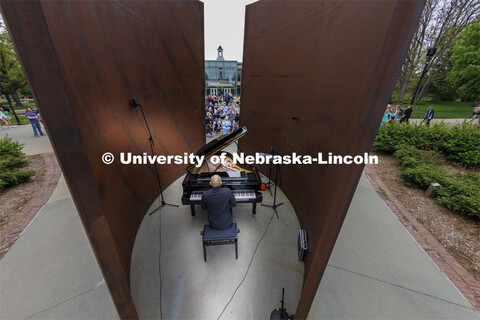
261,149,283,219
264,147,275,197
270,288,294,320
132,98,178,215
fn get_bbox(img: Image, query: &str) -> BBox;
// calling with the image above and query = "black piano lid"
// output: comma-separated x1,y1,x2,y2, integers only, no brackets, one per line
186,126,248,171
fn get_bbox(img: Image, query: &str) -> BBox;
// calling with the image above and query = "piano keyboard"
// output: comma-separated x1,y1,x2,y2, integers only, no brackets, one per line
190,190,256,201
233,190,257,200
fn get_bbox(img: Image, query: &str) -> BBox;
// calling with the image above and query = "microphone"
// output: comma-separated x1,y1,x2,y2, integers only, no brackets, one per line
132,98,139,109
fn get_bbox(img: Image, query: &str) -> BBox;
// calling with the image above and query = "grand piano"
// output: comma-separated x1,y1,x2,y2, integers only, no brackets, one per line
181,126,263,217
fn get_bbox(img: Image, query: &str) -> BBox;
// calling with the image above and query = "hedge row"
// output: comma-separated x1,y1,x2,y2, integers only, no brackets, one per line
0,136,35,189
373,122,480,167
393,144,480,218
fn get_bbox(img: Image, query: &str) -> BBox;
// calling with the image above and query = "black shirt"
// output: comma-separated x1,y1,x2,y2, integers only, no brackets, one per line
403,108,412,119
201,186,236,229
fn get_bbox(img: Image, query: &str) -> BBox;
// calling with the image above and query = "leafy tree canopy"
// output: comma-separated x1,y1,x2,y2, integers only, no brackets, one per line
0,30,25,89
447,21,480,102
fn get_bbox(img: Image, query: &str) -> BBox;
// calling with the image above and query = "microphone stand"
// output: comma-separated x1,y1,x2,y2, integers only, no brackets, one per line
261,149,283,219
132,98,178,216
265,147,275,197
270,288,294,320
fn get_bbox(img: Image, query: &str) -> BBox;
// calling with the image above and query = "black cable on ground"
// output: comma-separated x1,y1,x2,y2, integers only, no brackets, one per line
151,199,163,320
217,214,275,320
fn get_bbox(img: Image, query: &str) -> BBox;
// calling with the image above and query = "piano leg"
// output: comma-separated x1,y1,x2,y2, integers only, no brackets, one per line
190,204,196,219
252,203,256,217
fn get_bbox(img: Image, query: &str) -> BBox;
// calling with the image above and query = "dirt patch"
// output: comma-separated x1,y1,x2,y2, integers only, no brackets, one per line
0,154,46,231
369,152,480,281
0,153,60,259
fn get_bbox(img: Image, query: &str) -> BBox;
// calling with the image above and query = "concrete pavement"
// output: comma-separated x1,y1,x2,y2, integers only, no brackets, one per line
410,118,472,125
0,179,118,319
0,124,52,155
0,126,479,319
309,174,479,319
0,125,118,319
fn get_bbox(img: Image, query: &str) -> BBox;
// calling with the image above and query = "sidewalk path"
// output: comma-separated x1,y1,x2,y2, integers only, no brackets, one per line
410,118,473,125
0,124,52,155
0,124,118,319
0,126,478,319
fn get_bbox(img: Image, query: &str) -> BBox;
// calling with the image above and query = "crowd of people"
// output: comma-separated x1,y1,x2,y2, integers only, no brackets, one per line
0,105,46,136
205,92,240,136
382,103,480,127
381,104,414,125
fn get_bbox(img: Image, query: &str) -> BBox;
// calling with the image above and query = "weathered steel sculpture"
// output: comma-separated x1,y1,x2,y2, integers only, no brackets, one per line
0,1,205,318
1,0,423,318
240,1,424,318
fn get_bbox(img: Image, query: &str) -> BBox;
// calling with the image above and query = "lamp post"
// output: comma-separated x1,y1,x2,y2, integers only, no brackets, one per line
0,82,22,125
410,47,436,105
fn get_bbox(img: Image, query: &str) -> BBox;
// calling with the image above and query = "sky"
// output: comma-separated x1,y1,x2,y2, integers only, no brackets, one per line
0,1,255,62
202,0,257,62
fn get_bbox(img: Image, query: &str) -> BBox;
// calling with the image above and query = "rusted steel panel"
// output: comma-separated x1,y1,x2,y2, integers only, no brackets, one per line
241,1,424,318
0,1,204,318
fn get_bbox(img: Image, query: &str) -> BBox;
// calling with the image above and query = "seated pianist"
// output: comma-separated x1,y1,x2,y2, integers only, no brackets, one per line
181,126,262,217
201,174,236,230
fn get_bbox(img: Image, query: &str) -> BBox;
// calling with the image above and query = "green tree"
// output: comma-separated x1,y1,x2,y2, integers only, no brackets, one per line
394,0,479,103
447,22,480,102
0,27,28,107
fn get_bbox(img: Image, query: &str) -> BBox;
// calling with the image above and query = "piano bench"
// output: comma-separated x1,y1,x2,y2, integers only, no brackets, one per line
201,223,239,262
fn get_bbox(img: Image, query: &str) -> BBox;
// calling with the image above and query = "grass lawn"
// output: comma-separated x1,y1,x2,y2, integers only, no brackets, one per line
395,101,476,119
8,115,30,125
0,99,36,110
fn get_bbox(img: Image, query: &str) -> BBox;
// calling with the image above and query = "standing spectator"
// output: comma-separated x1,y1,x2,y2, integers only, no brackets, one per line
381,107,391,126
235,101,240,122
37,111,46,131
205,112,213,137
467,105,480,124
214,119,220,134
219,105,226,120
400,105,413,124
222,118,231,135
208,121,215,136
423,106,434,127
221,102,228,115
25,107,44,136
389,109,398,124
227,105,235,123
394,105,403,124
213,106,220,121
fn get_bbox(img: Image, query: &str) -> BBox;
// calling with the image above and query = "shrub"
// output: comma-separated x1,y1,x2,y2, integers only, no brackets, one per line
393,144,480,218
374,122,480,167
0,135,24,157
0,136,35,189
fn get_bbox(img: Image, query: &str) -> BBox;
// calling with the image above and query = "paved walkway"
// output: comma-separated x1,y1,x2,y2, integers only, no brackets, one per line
0,152,61,259
0,124,52,155
0,126,478,319
0,125,118,319
410,118,472,125
310,174,479,319
365,165,480,312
